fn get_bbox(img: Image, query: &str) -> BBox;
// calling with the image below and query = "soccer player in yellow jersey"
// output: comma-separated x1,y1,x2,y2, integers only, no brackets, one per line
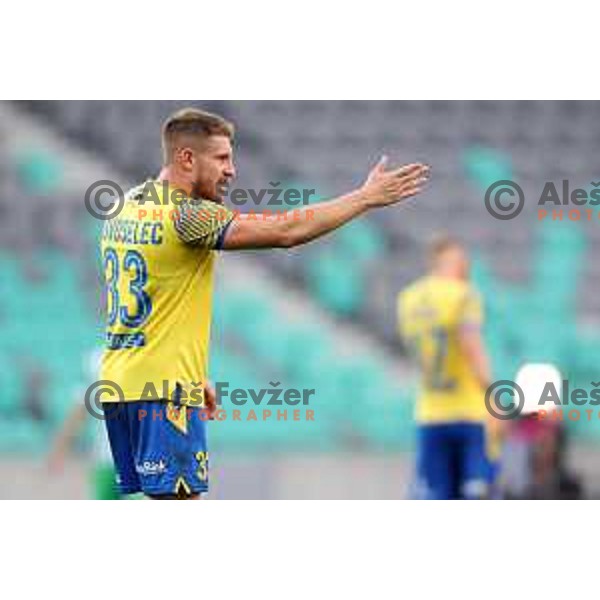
99,107,430,499
398,235,494,499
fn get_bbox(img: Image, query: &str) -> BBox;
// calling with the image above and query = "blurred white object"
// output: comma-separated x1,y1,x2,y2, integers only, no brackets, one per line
515,363,562,415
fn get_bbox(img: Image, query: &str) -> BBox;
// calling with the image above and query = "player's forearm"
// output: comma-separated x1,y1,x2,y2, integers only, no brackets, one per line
470,352,492,392
224,189,371,249
278,189,369,247
459,328,492,390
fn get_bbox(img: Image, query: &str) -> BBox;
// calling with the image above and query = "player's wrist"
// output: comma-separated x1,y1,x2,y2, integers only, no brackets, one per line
352,186,378,211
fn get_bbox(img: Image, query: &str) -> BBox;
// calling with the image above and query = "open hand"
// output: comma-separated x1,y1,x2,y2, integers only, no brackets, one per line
361,156,430,208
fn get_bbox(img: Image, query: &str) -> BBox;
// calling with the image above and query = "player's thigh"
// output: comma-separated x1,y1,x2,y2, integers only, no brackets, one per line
416,425,455,500
456,423,489,499
134,401,209,499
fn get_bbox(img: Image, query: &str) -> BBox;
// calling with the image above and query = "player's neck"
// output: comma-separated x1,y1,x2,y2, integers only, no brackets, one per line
157,166,194,197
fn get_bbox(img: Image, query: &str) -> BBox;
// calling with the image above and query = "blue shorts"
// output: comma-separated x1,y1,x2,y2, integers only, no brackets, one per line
416,422,489,500
102,400,209,497
486,459,502,499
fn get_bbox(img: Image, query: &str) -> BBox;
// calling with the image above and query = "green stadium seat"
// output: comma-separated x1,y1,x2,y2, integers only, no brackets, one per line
462,145,513,190
306,251,363,315
336,220,386,262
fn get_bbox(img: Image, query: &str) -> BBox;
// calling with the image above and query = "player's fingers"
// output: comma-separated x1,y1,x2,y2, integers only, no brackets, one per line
398,185,422,199
411,175,430,187
392,163,429,181
388,176,429,201
390,162,424,177
392,174,429,195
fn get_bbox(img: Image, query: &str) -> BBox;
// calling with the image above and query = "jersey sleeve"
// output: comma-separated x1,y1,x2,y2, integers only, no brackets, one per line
174,200,235,249
458,287,483,329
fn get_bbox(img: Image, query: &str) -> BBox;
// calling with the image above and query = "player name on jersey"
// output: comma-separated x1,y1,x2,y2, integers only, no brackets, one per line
102,219,164,246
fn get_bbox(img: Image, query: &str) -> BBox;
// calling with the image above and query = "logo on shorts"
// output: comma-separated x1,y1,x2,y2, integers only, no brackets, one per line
136,459,167,476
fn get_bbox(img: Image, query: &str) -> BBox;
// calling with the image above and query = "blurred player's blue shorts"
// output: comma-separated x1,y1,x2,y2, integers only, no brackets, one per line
415,422,489,500
486,458,501,499
102,399,209,497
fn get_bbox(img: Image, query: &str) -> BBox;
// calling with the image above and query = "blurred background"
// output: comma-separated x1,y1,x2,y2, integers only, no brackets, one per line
1,100,600,498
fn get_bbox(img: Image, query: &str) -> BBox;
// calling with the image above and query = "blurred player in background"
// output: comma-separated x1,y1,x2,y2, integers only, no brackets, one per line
48,349,123,500
99,107,430,499
398,234,498,499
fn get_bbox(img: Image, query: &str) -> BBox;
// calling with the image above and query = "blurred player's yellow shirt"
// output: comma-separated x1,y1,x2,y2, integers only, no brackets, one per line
100,181,234,401
398,276,485,424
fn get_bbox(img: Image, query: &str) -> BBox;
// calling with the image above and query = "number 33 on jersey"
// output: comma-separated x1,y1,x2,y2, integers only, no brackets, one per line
100,181,235,402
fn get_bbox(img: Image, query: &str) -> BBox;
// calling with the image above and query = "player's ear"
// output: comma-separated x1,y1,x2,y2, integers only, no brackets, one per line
175,147,195,171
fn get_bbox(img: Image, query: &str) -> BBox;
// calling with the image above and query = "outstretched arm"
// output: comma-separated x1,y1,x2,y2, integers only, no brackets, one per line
221,159,429,250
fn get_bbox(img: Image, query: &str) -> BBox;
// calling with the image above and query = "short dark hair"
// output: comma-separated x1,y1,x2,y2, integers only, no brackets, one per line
161,107,234,162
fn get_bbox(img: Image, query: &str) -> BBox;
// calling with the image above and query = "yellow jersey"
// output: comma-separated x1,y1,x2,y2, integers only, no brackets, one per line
100,181,234,402
398,275,485,424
